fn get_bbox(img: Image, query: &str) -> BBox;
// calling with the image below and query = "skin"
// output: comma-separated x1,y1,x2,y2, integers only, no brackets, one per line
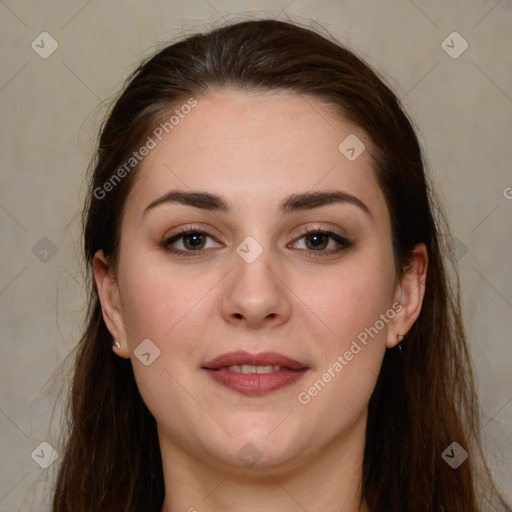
94,89,427,512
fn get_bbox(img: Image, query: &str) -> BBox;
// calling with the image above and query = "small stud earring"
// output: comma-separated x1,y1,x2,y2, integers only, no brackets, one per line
113,339,121,350
396,333,406,353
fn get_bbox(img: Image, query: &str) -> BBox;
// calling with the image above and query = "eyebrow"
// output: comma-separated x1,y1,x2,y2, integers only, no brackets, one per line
143,189,372,219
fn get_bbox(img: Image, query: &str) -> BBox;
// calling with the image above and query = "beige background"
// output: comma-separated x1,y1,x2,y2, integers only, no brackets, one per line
0,0,511,510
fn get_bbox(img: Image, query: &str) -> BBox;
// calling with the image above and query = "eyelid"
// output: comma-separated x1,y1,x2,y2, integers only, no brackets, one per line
162,225,222,254
161,224,353,257
288,226,353,255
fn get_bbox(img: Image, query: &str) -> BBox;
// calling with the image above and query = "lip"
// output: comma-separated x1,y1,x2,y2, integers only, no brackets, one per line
203,350,307,370
202,350,309,396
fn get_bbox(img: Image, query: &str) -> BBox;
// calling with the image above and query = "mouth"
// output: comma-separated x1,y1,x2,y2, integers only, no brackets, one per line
202,350,309,396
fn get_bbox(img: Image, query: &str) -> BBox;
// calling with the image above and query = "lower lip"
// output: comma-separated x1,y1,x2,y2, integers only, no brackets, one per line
204,368,308,396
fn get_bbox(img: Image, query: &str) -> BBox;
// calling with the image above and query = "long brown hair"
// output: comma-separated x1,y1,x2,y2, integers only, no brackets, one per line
51,18,510,512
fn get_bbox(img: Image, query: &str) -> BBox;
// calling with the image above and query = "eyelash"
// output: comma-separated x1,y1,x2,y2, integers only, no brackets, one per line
160,226,353,258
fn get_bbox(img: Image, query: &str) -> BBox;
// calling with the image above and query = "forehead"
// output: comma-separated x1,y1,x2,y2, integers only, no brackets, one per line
124,89,387,221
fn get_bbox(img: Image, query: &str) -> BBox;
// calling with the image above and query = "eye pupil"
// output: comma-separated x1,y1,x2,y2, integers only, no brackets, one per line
184,233,205,250
165,229,348,257
306,233,328,250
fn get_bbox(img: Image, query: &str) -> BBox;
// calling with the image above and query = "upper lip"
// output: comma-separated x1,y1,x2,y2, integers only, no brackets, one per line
203,351,308,371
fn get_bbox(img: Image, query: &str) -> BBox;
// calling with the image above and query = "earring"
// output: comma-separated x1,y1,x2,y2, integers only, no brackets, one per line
397,333,406,353
113,339,121,350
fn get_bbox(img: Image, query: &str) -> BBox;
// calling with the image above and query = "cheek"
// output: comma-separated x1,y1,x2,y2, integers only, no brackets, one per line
294,253,394,412
118,254,205,356
308,257,395,351
119,263,210,419
296,281,389,437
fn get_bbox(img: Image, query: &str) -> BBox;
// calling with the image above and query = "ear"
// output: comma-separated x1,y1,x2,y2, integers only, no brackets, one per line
387,243,428,349
93,250,130,358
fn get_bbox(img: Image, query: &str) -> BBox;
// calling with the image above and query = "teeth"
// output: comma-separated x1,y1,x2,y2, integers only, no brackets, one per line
227,364,281,374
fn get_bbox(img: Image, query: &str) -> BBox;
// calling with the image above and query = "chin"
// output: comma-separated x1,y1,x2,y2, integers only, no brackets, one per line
210,427,312,472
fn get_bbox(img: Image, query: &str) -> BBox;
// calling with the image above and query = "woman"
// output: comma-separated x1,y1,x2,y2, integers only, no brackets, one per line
51,19,511,512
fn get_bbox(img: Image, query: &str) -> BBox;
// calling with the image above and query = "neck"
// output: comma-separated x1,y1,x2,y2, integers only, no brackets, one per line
160,410,370,512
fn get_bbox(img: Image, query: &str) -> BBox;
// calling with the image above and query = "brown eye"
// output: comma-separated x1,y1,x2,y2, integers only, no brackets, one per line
304,232,329,251
291,229,353,257
161,229,221,256
161,227,352,258
181,232,207,250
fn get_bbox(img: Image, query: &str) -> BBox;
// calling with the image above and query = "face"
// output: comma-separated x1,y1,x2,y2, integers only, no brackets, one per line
95,89,424,473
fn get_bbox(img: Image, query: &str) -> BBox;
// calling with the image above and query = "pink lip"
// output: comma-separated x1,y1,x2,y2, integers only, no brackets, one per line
202,351,309,396
203,350,307,370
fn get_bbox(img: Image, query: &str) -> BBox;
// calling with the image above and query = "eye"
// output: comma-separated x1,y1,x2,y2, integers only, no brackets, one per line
290,227,353,257
161,228,221,256
160,226,353,258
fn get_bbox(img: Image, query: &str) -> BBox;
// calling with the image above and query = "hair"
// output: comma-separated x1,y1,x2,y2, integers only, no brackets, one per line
51,18,510,512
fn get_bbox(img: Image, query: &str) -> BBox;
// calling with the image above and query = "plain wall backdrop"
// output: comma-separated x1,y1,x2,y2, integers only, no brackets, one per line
0,0,511,510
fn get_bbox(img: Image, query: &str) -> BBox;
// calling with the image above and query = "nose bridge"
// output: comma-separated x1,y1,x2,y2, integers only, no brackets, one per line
232,232,279,293
222,230,291,326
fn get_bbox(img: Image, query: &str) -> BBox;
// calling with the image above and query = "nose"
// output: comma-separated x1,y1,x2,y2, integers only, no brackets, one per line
221,241,292,329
